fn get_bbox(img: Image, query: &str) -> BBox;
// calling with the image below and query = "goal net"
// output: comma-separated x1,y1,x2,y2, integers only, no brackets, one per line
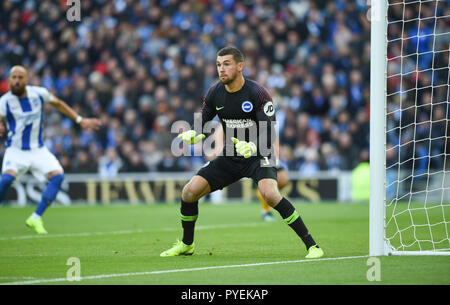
370,0,450,255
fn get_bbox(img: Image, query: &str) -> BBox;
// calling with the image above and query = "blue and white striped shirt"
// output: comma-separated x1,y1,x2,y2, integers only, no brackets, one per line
0,85,53,150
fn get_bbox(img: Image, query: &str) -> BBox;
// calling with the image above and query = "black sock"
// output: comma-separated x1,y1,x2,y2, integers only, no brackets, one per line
273,197,317,249
180,200,198,245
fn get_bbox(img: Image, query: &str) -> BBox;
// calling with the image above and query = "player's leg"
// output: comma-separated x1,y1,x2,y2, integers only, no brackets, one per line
257,188,273,220
0,148,22,203
0,170,16,203
25,170,64,234
34,170,65,218
180,175,210,245
257,178,324,258
160,175,210,257
276,169,289,190
161,157,241,257
26,148,65,234
257,168,289,221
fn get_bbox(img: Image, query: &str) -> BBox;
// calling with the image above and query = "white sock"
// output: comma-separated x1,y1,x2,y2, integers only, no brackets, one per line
31,213,41,220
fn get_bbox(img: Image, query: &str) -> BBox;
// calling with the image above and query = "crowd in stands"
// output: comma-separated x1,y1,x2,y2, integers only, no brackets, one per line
0,0,448,177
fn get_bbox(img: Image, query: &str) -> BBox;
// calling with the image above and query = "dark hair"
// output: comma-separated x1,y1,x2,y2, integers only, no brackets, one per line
216,46,245,63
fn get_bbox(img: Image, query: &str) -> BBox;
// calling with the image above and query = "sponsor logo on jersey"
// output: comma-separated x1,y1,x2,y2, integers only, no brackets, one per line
222,118,254,129
241,101,253,113
263,101,275,116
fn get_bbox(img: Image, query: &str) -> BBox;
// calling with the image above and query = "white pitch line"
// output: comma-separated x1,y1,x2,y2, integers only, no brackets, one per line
0,276,36,280
0,229,144,241
0,222,266,241
1,255,369,285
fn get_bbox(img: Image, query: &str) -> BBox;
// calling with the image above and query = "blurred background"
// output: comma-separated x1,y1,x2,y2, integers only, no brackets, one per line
0,0,449,204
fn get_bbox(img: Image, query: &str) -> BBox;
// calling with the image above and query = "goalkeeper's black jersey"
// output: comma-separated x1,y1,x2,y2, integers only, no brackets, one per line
197,78,276,160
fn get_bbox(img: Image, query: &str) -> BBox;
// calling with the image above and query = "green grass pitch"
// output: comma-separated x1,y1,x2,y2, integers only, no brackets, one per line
0,201,449,285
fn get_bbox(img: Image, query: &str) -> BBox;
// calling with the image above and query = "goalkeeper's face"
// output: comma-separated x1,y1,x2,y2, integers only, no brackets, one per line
8,66,28,97
216,55,243,85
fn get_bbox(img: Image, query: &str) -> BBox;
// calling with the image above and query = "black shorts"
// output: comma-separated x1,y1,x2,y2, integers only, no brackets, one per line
196,156,277,192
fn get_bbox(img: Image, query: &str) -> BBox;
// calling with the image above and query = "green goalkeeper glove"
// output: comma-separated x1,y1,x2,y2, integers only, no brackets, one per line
231,137,257,158
178,130,206,145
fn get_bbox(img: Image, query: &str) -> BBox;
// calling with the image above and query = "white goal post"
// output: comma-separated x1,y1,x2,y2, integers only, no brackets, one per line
370,0,450,256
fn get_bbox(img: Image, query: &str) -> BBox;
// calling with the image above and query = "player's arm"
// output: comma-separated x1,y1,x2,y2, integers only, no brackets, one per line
249,87,276,160
256,83,276,146
199,88,217,132
50,97,101,130
0,97,7,137
0,115,5,137
255,101,276,150
178,86,217,145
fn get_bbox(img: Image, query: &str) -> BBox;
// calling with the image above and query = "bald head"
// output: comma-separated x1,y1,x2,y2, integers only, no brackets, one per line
10,65,27,75
9,65,28,97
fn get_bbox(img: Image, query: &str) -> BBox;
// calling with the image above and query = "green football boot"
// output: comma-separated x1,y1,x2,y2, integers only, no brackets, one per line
160,240,194,257
25,216,48,234
305,245,324,259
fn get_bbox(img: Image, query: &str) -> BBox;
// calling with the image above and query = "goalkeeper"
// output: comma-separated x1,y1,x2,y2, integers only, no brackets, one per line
161,46,323,259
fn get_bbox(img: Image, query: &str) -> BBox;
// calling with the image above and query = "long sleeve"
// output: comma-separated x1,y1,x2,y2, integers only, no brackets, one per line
256,87,276,144
253,86,277,160
193,86,217,135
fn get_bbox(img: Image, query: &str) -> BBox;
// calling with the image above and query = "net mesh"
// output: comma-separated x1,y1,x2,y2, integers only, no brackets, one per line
385,0,450,252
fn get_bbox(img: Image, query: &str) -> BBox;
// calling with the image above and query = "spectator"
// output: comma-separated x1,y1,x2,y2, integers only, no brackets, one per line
73,150,98,173
0,0,445,174
98,148,123,178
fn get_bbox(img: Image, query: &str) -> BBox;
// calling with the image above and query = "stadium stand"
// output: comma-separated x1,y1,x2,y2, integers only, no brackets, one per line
0,0,447,175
